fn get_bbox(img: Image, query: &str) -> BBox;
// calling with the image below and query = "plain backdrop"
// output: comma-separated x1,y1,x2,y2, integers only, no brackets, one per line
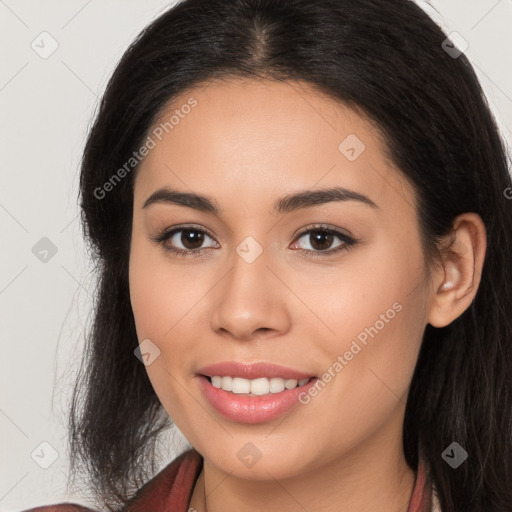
1,0,511,510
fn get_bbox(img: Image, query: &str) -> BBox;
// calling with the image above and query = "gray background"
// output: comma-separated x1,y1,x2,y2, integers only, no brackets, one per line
1,0,511,510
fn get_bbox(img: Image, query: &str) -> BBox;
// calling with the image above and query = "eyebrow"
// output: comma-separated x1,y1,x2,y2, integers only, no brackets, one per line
142,185,379,214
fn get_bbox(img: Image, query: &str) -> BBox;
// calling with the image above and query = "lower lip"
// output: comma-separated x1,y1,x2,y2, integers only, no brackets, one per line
197,375,318,424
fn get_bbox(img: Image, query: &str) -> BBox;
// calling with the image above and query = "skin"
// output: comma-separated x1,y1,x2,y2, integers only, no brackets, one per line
128,78,486,512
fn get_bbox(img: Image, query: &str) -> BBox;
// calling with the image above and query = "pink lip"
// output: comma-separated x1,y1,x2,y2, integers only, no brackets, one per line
197,361,315,380
197,376,318,424
196,361,318,424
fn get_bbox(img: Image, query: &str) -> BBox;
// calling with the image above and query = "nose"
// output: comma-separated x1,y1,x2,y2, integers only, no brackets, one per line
210,243,291,342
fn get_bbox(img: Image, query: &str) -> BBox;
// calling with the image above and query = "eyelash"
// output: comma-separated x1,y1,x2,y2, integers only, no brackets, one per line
150,224,358,259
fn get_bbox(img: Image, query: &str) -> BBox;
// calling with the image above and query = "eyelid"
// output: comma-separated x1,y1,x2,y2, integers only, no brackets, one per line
151,222,215,238
149,223,218,247
293,222,354,240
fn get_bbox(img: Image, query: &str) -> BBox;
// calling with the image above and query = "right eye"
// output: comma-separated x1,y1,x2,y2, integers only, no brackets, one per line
151,225,219,257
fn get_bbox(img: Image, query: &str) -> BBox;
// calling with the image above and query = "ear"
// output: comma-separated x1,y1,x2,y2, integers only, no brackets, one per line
427,213,487,328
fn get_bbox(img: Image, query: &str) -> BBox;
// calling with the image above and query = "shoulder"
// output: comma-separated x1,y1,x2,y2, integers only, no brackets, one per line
21,449,203,512
21,505,96,512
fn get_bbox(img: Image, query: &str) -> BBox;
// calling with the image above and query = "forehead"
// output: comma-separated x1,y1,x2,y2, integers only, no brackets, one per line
133,78,415,214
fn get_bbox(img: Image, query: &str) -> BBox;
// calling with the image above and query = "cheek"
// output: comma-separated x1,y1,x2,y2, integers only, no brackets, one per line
129,232,203,342
129,244,169,341
128,233,213,399
315,247,427,429
302,232,427,356
128,237,203,427
320,306,423,456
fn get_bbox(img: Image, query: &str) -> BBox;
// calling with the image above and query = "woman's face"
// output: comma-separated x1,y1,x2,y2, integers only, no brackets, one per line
129,78,435,479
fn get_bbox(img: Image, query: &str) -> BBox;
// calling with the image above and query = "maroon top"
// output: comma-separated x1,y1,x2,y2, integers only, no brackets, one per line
23,448,440,512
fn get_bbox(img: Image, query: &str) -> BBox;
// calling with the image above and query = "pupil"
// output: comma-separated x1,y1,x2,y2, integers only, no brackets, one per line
182,229,204,249
311,231,332,251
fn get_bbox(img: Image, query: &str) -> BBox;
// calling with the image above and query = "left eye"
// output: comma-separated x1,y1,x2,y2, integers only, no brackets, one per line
291,227,356,255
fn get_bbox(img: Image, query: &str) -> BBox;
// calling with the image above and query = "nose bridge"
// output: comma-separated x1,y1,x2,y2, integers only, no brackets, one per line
230,236,268,299
210,235,288,339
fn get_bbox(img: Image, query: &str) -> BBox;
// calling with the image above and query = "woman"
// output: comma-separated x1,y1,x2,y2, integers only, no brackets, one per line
24,0,512,511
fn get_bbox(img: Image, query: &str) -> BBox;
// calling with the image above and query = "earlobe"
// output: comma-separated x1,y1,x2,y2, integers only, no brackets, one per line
427,213,486,328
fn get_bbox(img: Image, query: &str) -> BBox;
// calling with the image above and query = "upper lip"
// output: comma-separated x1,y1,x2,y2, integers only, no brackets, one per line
197,361,316,380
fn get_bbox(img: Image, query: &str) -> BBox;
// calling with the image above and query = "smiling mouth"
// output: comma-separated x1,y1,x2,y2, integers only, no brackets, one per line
204,375,315,396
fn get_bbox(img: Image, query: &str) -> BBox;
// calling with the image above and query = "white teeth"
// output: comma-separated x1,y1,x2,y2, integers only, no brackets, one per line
209,376,311,395
211,376,222,388
221,376,233,391
269,377,286,393
232,377,250,394
250,378,270,396
284,378,298,389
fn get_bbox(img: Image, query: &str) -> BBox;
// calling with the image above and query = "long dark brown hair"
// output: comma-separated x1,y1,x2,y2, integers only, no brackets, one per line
69,0,512,510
